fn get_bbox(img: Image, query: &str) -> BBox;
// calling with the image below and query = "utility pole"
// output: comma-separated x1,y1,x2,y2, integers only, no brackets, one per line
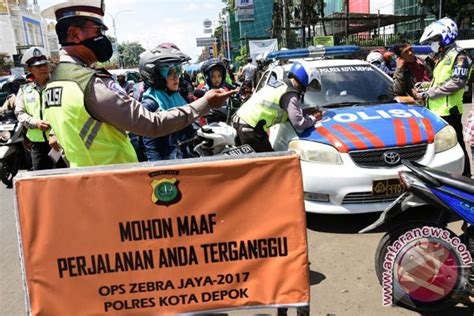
107,10,132,68
282,0,289,48
345,0,349,44
222,14,231,60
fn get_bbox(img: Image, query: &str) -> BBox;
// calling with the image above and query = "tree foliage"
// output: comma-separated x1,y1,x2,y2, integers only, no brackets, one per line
0,53,13,74
418,0,473,27
118,41,145,68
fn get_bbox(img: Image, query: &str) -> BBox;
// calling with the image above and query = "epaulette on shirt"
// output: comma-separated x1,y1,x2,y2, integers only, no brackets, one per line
94,67,112,78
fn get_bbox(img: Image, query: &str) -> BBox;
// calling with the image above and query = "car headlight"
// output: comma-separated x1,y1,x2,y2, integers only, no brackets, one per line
434,125,457,153
289,140,342,164
0,131,11,141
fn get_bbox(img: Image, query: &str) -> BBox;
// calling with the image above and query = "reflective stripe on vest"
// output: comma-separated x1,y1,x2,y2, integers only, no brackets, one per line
236,81,291,131
427,46,469,116
43,63,137,167
22,84,47,142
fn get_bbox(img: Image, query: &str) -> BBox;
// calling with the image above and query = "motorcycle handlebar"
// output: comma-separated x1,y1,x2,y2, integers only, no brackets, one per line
177,135,202,147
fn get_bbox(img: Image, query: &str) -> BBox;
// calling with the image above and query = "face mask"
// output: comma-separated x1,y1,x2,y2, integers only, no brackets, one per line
81,35,113,62
430,41,440,53
63,34,113,63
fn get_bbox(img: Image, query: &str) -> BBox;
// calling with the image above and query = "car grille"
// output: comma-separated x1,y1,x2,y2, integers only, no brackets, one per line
349,144,427,168
342,192,400,204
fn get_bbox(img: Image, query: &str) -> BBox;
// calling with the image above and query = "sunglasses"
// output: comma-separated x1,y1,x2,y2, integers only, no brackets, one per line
160,65,182,79
81,25,108,35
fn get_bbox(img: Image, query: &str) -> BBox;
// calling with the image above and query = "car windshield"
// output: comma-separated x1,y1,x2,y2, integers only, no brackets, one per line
303,64,393,108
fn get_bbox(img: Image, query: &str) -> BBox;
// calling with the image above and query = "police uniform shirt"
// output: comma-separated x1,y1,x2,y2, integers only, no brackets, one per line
427,45,473,99
15,81,44,129
56,50,211,138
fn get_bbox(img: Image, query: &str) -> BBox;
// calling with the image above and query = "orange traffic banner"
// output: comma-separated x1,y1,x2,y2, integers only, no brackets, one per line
14,153,309,315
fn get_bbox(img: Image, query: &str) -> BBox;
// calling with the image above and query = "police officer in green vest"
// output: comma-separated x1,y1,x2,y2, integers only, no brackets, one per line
233,61,321,152
15,47,55,170
41,0,234,168
418,17,472,177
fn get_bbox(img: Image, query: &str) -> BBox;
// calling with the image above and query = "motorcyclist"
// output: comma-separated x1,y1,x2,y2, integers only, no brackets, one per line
138,45,196,160
198,59,233,91
366,51,391,76
232,61,321,152
418,17,472,177
116,70,134,95
383,51,396,75
157,42,195,102
0,74,26,114
221,57,236,86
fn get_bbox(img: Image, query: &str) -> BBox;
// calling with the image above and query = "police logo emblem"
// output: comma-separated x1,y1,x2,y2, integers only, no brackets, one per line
151,178,181,206
33,49,42,57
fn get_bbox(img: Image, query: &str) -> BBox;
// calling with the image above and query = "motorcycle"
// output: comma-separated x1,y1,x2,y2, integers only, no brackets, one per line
178,122,254,157
0,111,26,187
360,160,474,312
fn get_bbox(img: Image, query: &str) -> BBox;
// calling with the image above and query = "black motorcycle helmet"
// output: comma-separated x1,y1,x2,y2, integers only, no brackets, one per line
3,74,26,95
201,58,226,88
138,45,190,89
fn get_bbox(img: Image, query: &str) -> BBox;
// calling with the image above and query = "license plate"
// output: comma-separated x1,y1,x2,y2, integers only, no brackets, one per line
222,144,256,156
0,124,15,131
372,178,404,197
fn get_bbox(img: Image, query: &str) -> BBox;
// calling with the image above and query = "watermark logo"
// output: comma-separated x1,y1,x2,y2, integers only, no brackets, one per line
381,226,472,307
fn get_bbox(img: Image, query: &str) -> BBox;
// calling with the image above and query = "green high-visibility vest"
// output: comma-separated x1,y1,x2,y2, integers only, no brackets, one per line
236,80,297,131
21,83,48,142
43,63,138,167
427,46,471,116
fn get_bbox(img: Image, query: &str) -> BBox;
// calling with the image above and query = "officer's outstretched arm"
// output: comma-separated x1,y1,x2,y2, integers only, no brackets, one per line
85,77,211,138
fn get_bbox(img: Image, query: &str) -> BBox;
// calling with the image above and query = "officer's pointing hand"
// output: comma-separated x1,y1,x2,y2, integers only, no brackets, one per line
205,89,239,109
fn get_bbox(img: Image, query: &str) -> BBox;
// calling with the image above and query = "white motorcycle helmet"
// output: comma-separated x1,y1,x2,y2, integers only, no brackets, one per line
366,51,383,65
420,17,458,47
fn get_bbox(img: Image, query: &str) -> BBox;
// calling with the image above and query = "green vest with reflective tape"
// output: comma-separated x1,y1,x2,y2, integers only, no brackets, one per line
427,46,471,116
43,63,138,167
236,80,296,131
21,83,47,142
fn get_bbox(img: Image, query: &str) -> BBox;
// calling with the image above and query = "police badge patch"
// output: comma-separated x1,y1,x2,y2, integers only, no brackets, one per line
151,178,181,206
33,49,42,57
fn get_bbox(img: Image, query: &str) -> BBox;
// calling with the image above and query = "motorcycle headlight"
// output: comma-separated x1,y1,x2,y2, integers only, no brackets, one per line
0,131,11,141
434,125,457,153
289,140,342,164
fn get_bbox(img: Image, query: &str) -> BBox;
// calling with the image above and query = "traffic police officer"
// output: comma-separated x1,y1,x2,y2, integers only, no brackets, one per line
232,61,320,152
41,0,234,167
419,17,472,177
15,47,55,170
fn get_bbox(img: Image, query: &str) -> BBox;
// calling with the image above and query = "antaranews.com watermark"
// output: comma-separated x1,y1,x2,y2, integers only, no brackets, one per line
382,226,472,306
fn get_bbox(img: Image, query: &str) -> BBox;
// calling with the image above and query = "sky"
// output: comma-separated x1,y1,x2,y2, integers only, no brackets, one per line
38,0,226,62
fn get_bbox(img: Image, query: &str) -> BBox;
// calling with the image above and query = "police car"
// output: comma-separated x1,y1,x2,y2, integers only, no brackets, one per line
261,46,465,214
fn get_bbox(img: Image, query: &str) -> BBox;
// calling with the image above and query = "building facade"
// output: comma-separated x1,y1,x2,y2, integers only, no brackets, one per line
0,0,57,64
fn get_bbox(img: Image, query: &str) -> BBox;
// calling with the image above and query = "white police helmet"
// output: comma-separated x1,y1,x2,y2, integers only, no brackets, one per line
21,47,50,67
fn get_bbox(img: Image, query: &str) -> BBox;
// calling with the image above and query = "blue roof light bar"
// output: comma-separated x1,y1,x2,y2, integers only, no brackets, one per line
266,45,361,61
